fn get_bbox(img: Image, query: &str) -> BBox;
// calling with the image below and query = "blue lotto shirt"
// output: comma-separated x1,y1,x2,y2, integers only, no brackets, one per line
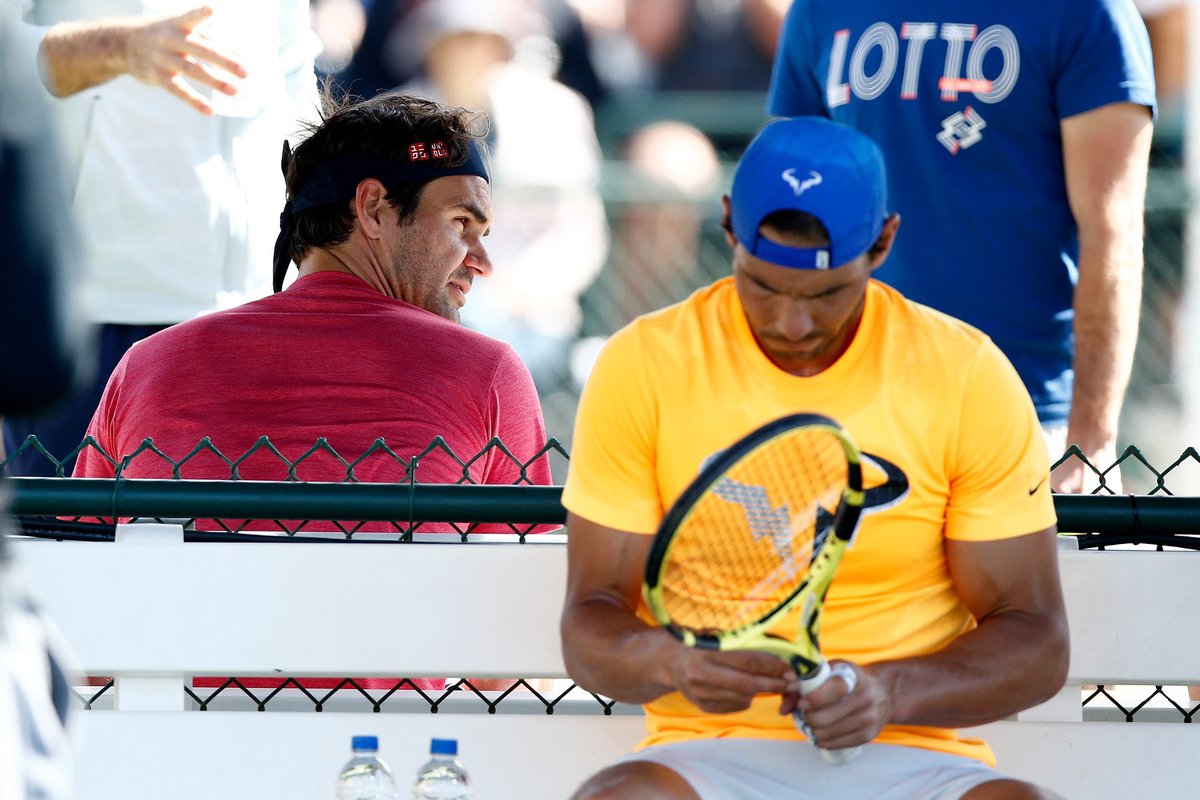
768,0,1156,424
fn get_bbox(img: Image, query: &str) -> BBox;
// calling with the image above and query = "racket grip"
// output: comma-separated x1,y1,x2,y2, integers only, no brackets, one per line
793,661,863,765
818,743,863,765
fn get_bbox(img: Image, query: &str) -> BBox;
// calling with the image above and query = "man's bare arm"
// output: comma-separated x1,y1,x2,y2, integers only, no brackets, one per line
878,526,1069,725
1056,102,1154,492
561,512,796,710
38,5,245,114
798,527,1069,749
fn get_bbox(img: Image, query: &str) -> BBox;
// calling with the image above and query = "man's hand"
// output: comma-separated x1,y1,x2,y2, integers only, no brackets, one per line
1050,442,1120,494
1045,425,1121,494
124,6,247,114
666,647,797,714
39,5,247,114
804,530,1068,737
786,661,888,751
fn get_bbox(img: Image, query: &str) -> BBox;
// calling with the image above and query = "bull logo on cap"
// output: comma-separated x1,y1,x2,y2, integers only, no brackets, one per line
782,168,823,197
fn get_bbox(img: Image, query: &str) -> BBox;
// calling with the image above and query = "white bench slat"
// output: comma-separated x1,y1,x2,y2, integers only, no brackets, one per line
980,719,1200,795
15,535,1200,683
14,531,568,677
1058,549,1200,683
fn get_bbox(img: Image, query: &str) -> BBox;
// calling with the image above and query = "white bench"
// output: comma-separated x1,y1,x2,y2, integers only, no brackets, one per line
12,526,1200,799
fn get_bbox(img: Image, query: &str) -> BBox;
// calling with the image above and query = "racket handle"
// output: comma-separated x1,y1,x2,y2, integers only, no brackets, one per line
818,743,863,765
793,661,863,765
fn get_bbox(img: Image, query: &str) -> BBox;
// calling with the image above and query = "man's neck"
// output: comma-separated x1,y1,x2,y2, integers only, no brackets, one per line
295,246,391,298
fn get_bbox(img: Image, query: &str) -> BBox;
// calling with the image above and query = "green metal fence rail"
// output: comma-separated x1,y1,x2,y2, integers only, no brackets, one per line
7,476,1200,545
6,478,566,524
6,436,1200,544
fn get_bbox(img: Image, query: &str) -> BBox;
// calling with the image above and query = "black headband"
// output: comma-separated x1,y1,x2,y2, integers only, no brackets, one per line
271,139,490,292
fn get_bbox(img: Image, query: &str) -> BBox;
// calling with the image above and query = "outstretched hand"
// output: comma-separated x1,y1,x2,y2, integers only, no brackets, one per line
125,6,248,114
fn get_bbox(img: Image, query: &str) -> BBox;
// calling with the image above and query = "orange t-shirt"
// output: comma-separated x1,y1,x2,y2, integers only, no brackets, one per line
562,278,1056,765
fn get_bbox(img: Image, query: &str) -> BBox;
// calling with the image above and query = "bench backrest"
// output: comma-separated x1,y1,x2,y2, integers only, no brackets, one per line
17,528,1199,684
11,527,1200,800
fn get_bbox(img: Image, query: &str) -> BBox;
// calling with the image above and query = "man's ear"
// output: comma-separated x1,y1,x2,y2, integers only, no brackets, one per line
721,195,736,249
354,178,390,240
868,213,901,270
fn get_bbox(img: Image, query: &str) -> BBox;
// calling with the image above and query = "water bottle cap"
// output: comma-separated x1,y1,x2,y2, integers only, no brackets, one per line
351,735,379,752
430,738,458,756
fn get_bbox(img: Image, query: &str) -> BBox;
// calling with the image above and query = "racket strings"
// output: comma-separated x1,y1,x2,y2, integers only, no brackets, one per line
660,427,848,632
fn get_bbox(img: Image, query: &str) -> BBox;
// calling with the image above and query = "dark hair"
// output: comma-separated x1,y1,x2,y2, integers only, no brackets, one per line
759,209,831,245
725,208,889,259
284,90,488,265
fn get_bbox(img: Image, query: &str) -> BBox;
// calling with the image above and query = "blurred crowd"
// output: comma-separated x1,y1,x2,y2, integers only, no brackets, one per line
0,0,1193,470
309,0,795,440
311,0,1192,485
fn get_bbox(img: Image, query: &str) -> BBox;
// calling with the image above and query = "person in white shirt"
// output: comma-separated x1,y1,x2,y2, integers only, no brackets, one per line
399,0,609,401
0,0,320,476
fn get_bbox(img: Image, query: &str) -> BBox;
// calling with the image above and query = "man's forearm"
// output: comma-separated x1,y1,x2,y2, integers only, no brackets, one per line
1068,227,1143,452
869,609,1069,728
38,18,137,97
561,597,679,705
1059,102,1152,456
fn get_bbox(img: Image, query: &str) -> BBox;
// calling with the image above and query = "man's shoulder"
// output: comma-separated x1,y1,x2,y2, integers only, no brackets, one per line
111,307,249,376
872,281,995,353
123,286,522,380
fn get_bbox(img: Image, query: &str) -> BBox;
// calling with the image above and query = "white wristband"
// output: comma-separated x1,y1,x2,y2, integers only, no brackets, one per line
831,662,857,696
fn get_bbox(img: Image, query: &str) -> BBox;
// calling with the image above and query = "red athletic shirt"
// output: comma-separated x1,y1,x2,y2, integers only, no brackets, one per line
75,272,554,534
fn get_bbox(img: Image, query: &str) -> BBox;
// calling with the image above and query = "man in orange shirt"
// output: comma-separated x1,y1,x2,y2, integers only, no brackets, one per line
559,117,1068,799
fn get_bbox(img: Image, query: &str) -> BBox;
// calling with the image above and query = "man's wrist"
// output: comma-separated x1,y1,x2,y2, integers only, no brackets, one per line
1062,425,1118,456
39,18,137,96
863,660,906,725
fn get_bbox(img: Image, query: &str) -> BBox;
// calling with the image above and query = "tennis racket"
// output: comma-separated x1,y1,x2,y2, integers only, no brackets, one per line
642,412,865,765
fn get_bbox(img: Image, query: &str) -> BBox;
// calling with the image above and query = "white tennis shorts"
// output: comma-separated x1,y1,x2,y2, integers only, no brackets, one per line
620,738,1004,800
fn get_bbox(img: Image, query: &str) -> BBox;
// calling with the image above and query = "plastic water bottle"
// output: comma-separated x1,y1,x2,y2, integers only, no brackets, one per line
411,738,472,799
335,736,400,800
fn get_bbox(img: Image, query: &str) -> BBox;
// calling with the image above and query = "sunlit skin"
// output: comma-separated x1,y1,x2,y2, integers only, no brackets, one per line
381,175,493,322
298,174,493,323
723,199,900,377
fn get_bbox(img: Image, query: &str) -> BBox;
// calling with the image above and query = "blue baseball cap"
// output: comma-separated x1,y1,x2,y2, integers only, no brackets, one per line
730,117,889,270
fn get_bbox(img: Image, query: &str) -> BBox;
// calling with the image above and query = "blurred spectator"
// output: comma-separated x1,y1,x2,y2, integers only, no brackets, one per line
569,1,787,338
333,0,604,108
0,540,76,800
310,0,369,78
0,12,84,797
71,91,556,536
401,0,609,414
0,0,321,477
1121,0,1187,493
570,0,786,153
572,0,784,100
1135,0,1186,157
0,10,91,424
608,120,721,323
769,1,1156,495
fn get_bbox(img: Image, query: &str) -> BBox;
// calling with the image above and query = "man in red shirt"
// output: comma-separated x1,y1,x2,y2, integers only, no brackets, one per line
74,91,554,535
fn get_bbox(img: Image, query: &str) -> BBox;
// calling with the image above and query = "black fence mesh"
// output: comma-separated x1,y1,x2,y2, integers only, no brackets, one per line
9,437,1200,546
5,434,571,540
